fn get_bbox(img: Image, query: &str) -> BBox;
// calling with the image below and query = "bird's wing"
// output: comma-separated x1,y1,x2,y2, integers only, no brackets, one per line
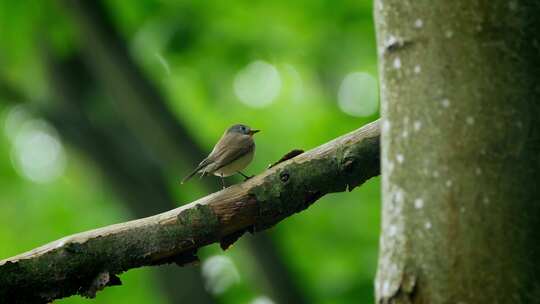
181,133,254,184
206,133,254,173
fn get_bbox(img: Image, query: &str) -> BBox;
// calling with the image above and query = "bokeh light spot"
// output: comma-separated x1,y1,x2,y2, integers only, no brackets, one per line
250,296,275,304
10,119,66,184
201,255,240,295
234,60,282,108
338,72,379,117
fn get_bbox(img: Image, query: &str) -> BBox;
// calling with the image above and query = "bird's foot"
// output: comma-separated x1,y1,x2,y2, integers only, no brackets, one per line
220,175,227,189
237,171,253,181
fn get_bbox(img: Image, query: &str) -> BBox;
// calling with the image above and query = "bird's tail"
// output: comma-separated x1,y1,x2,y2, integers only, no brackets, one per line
181,159,210,184
181,168,200,184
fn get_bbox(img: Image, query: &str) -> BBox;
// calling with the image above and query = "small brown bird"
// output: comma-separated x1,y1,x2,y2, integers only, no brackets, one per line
181,124,260,188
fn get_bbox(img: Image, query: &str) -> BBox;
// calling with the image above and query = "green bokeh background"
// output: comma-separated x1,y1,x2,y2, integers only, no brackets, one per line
0,1,380,303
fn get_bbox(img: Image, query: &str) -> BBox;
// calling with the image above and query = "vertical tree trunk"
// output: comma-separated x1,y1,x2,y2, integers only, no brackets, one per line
374,1,540,303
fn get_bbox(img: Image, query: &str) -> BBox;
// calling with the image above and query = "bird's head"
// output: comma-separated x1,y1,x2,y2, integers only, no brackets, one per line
227,124,260,136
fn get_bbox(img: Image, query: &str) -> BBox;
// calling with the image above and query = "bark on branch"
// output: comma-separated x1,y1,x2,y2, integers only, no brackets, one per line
0,120,380,303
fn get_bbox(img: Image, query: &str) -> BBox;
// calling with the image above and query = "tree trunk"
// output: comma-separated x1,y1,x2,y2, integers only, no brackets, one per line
374,1,540,303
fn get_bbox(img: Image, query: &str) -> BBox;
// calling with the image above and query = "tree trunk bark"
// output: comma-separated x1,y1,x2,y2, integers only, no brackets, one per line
374,1,540,303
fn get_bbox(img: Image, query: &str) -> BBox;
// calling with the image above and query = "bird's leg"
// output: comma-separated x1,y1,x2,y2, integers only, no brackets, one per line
237,171,254,181
220,174,226,189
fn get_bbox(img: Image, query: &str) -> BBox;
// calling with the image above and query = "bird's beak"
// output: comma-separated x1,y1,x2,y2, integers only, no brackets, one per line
249,129,260,135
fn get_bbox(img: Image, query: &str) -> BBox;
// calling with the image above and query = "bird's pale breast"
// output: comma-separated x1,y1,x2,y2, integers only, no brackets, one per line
213,150,254,177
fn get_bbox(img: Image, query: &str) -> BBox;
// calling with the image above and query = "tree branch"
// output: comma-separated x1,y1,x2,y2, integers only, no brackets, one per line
0,120,380,303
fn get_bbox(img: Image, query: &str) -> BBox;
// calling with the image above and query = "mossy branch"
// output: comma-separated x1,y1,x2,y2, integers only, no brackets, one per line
0,120,380,303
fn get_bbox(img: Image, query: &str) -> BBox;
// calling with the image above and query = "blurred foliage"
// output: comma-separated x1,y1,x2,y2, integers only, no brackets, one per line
0,0,380,303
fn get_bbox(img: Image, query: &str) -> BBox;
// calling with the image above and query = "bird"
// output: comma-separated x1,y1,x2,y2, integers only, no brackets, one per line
181,124,260,188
